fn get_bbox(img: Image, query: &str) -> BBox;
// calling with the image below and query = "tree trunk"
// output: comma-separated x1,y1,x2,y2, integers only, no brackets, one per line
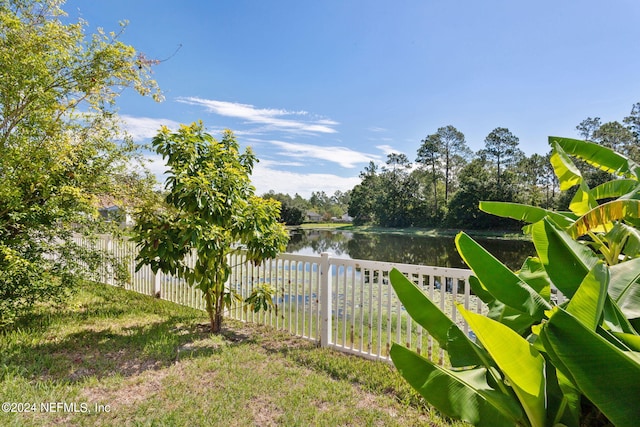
204,288,220,333
214,289,224,333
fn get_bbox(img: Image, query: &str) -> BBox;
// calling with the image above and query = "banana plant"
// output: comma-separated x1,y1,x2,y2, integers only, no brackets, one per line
481,137,640,264
389,138,640,426
390,219,640,426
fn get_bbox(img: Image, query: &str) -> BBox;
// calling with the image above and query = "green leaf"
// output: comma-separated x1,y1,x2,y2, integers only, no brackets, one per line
609,257,640,320
479,201,576,229
549,141,582,190
389,268,484,367
456,233,550,321
564,261,608,331
568,182,598,216
611,332,640,352
469,276,538,335
605,222,640,259
550,136,640,180
603,296,637,334
532,218,600,298
567,200,640,238
458,306,547,427
591,179,639,200
390,344,524,427
540,308,640,427
517,257,551,302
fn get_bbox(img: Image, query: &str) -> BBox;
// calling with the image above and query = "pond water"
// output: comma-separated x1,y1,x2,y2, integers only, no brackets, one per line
286,229,535,270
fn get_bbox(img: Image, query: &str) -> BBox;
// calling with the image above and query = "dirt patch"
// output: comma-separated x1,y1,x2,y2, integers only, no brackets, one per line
82,367,171,408
250,395,284,427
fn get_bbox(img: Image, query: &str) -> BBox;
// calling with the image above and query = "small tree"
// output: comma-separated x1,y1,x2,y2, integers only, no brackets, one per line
133,122,289,333
0,0,159,325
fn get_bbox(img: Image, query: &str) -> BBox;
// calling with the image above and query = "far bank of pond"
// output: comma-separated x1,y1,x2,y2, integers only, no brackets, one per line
286,227,534,270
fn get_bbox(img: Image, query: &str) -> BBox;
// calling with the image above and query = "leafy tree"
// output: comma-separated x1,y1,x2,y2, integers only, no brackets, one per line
435,125,470,203
265,193,305,225
481,127,524,189
623,102,640,155
133,123,289,333
593,121,637,161
0,0,159,325
514,152,558,208
348,161,381,225
415,134,442,219
379,153,414,227
576,116,602,141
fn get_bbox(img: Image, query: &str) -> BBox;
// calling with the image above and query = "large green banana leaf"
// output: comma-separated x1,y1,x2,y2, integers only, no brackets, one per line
609,257,640,320
458,306,547,427
532,219,635,333
390,344,525,427
605,222,640,259
611,331,640,352
469,275,537,335
568,182,599,216
467,257,551,335
517,257,551,301
455,233,550,321
479,201,576,228
591,179,639,200
539,308,640,427
389,268,485,367
564,261,608,331
549,141,583,190
567,199,640,238
549,136,640,180
531,218,599,298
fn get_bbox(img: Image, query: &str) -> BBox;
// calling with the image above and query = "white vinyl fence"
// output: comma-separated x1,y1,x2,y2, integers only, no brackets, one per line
76,234,486,364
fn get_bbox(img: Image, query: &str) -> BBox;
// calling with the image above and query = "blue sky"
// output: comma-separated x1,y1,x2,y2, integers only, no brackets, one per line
64,0,640,197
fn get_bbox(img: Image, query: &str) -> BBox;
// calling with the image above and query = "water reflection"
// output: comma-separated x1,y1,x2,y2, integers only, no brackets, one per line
286,229,535,270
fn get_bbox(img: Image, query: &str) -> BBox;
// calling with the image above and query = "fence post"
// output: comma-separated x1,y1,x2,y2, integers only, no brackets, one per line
104,235,113,285
320,252,332,348
152,270,161,299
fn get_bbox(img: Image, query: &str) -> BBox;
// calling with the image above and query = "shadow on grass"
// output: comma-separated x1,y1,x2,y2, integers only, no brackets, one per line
0,284,257,385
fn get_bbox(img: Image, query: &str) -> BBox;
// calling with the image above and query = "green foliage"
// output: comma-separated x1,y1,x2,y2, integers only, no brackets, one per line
262,192,305,225
133,122,289,332
390,138,640,426
0,0,159,325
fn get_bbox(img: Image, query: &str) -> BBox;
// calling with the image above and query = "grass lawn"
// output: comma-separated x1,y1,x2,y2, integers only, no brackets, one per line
0,282,466,426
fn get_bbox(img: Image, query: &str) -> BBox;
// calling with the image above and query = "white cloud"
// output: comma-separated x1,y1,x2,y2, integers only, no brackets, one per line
138,154,359,198
120,115,181,141
375,144,399,156
368,126,388,132
143,153,168,179
251,162,360,198
176,97,339,134
259,159,306,167
269,140,381,168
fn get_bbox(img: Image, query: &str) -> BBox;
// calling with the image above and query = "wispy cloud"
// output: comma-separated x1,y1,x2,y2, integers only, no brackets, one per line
176,97,339,134
375,144,400,156
269,140,381,168
259,159,306,168
120,115,181,141
368,126,388,132
139,154,360,198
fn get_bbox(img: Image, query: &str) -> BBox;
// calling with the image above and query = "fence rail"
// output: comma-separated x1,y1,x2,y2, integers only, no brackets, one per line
77,235,486,364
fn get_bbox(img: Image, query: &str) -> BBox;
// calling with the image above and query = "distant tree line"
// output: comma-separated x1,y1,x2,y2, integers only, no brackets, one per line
261,102,640,230
262,190,351,225
347,102,640,230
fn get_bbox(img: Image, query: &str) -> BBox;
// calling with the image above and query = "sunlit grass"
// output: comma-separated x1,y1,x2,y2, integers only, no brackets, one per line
0,282,466,426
